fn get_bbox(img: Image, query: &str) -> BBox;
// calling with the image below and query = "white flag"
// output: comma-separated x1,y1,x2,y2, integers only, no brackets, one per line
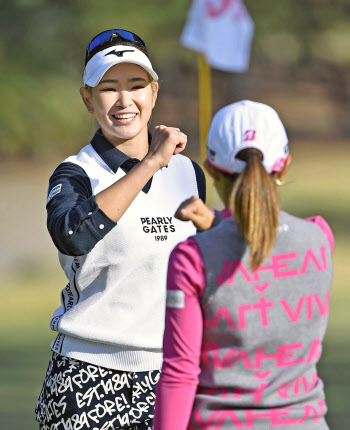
180,0,255,72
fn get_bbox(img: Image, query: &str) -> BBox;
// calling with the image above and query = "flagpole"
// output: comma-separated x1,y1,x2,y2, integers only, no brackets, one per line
198,54,212,163
198,53,213,204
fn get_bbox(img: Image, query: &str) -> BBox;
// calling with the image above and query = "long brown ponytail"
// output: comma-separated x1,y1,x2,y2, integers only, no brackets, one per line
230,148,280,271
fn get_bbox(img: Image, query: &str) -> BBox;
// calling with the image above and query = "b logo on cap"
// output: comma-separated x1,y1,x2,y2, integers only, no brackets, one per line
243,130,256,141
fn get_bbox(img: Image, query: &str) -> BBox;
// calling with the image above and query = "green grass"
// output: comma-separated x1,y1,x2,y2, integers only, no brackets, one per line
1,143,349,430
0,266,63,430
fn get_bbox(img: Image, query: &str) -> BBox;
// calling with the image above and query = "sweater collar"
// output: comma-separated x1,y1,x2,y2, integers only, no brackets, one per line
91,129,152,174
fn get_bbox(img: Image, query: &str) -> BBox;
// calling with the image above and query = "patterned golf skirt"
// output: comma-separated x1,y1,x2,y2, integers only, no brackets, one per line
35,352,160,430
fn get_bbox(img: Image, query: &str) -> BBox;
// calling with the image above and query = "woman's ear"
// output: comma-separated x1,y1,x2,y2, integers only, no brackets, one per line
151,81,159,108
204,159,221,181
276,153,292,181
80,87,94,114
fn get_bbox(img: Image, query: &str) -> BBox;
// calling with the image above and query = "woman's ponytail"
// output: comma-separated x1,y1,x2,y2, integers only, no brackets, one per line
231,148,280,271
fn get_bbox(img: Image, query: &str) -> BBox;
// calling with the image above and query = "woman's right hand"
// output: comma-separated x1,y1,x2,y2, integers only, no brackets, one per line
145,125,187,170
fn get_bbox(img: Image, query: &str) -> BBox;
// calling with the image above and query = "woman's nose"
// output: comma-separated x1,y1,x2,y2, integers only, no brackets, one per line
116,90,132,108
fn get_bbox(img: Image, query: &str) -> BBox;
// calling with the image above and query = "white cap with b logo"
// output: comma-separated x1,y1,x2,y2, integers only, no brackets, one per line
206,100,289,174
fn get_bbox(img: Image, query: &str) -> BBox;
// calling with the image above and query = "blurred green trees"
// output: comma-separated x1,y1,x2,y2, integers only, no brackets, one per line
1,0,350,157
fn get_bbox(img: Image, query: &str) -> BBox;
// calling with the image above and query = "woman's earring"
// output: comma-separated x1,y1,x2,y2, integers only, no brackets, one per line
276,178,285,186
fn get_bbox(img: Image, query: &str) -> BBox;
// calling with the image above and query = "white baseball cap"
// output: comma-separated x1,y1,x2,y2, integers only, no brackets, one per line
206,100,289,174
83,45,159,87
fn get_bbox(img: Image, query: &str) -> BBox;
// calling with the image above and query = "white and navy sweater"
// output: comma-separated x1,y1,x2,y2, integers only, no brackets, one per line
46,130,205,372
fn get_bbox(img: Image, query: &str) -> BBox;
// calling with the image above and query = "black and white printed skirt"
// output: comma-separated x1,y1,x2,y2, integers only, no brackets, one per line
35,352,160,430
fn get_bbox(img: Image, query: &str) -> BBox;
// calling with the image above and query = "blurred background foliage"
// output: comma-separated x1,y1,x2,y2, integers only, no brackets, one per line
0,1,349,429
1,0,350,157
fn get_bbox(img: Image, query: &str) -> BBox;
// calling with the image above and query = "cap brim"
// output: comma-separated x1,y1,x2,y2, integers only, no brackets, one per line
83,45,159,87
205,157,246,174
85,59,158,87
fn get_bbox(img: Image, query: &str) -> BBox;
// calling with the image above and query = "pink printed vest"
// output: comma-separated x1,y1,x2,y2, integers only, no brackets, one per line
191,211,332,430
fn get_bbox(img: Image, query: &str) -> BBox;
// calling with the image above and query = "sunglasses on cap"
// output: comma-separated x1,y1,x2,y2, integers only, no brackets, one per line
85,29,146,65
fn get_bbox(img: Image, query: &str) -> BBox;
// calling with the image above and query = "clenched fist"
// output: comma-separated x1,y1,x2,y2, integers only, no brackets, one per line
145,125,187,170
175,196,214,231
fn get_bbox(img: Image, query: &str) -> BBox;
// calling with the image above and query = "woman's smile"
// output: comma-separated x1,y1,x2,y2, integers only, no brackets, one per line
112,112,138,124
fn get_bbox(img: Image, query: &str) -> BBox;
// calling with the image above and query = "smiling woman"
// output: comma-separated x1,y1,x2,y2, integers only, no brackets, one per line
34,29,206,430
81,63,157,155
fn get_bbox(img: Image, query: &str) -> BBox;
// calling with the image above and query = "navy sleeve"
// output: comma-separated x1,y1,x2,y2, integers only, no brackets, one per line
191,160,206,203
46,162,116,256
